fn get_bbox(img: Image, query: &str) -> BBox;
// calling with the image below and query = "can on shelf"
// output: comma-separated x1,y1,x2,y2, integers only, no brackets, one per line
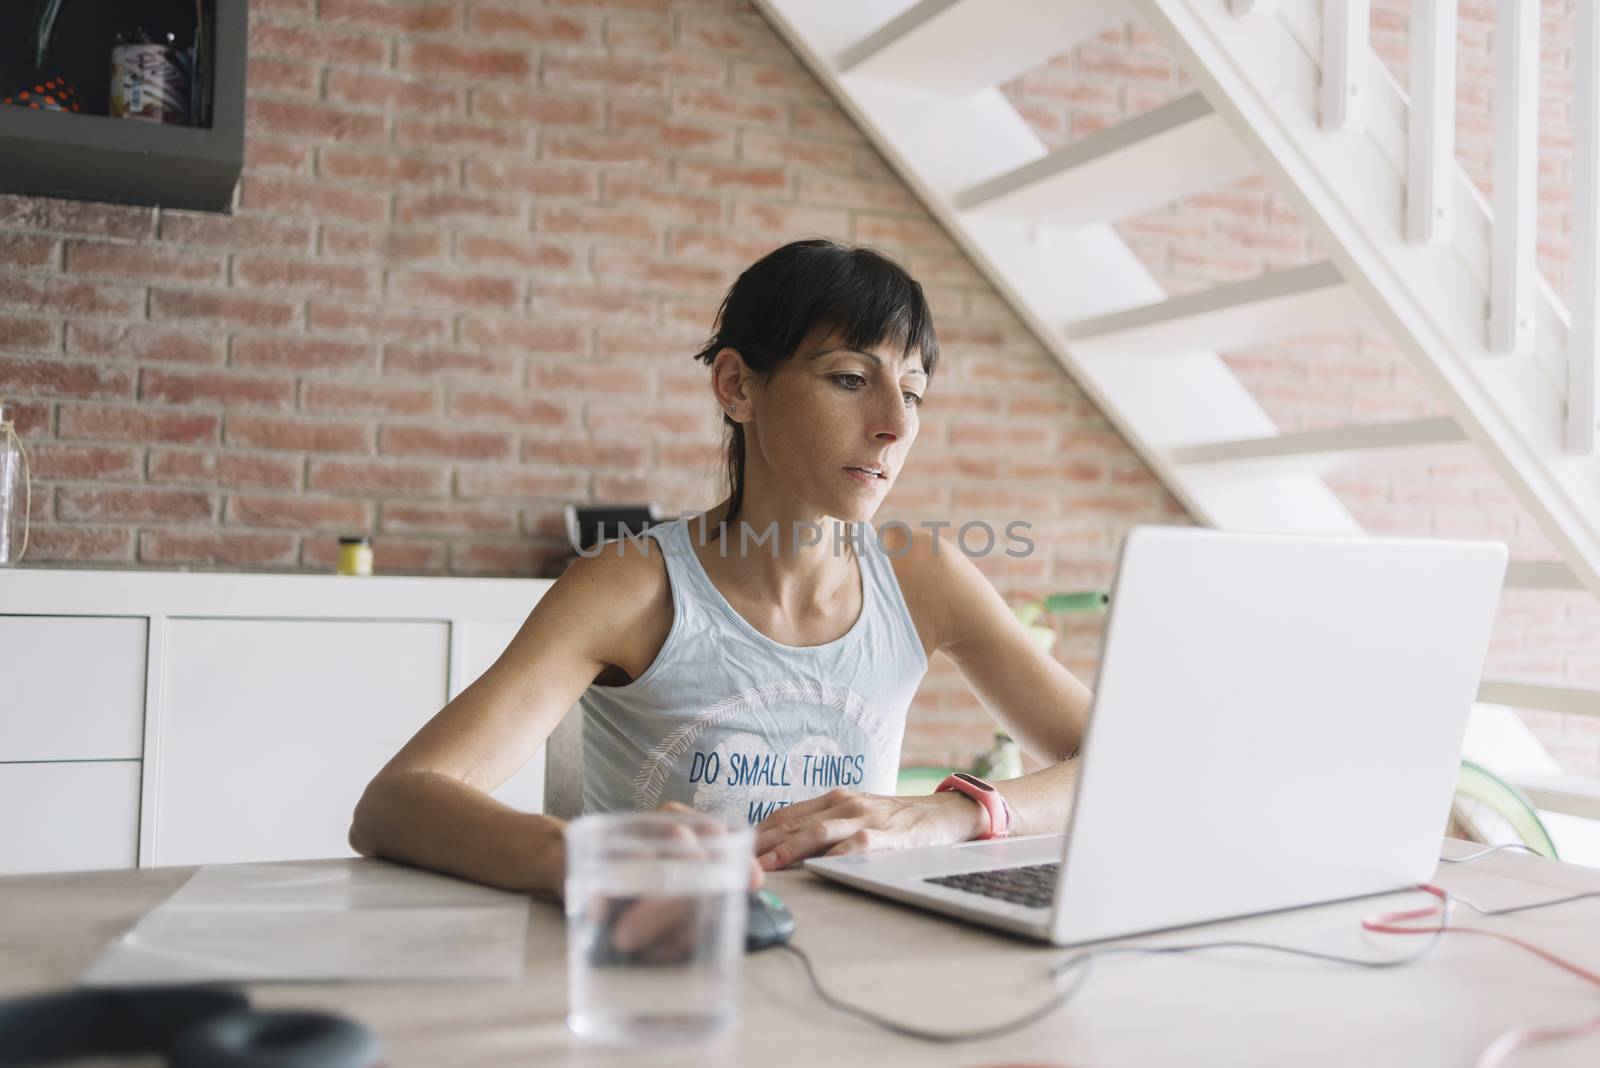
110,35,190,125
337,537,373,577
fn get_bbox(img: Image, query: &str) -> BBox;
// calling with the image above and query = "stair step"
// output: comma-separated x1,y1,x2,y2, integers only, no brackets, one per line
1065,262,1369,355
838,0,1131,95
1479,679,1600,718
955,93,1255,223
1503,562,1584,590
1169,417,1465,465
1505,774,1600,821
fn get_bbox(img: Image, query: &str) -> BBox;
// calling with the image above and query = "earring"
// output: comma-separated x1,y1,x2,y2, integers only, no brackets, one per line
727,404,739,415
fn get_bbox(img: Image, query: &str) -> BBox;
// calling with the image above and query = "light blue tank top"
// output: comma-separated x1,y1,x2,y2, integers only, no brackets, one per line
577,514,929,827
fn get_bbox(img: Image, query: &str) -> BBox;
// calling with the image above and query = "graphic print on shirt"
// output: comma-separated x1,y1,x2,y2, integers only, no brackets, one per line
632,679,899,826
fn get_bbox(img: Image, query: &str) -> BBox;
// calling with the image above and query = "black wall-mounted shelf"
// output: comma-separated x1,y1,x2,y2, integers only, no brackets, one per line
0,1,247,214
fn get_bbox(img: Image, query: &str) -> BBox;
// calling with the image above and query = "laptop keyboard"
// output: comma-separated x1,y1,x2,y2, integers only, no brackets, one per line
925,862,1059,909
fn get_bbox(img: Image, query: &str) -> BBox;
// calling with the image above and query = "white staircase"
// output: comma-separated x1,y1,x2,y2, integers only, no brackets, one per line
753,0,1600,835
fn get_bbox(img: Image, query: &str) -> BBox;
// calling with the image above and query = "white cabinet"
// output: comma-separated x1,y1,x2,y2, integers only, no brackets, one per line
0,762,141,874
0,569,554,874
0,617,146,761
154,619,451,867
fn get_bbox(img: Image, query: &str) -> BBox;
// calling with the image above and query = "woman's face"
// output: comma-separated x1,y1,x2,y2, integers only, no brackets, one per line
744,325,927,523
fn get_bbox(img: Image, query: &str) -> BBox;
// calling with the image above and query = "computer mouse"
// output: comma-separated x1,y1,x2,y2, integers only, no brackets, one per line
746,889,796,951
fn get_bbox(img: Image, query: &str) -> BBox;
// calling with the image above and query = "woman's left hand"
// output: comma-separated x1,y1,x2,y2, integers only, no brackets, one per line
753,788,986,870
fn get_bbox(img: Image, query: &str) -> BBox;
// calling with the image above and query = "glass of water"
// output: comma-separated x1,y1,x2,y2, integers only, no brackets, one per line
564,810,751,1045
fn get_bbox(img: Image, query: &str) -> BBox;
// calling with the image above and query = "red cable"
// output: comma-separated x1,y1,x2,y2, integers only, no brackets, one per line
1362,884,1600,1067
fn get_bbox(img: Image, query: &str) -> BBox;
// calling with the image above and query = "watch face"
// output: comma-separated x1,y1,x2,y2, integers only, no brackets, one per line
955,772,992,792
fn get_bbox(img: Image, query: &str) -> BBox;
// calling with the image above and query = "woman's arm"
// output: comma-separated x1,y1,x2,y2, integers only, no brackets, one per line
348,543,657,898
931,536,1093,767
349,770,567,897
754,526,1094,866
927,527,1093,836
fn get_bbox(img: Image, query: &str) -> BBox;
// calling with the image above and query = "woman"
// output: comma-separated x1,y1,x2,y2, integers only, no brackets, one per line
349,239,1094,900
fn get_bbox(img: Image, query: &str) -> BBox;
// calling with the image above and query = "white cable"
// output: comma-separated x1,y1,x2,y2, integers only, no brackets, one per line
1440,843,1540,865
777,886,1455,1043
776,847,1589,1043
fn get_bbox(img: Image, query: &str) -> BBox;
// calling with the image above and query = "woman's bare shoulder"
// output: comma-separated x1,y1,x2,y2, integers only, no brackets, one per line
563,532,668,593
558,533,674,686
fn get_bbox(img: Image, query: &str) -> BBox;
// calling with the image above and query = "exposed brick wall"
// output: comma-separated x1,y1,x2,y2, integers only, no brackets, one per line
0,0,1182,768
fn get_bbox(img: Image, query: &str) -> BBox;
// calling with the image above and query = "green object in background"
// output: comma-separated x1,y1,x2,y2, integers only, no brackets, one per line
1454,759,1559,860
1014,589,1112,654
1023,625,1056,653
1044,591,1110,614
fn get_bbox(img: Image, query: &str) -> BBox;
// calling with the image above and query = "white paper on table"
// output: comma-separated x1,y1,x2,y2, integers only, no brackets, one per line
80,859,530,985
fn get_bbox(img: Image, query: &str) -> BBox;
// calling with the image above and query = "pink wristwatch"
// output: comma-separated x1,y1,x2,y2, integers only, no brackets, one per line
935,772,1011,840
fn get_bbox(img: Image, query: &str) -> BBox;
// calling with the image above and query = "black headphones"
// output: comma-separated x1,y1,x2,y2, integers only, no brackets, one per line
0,986,382,1067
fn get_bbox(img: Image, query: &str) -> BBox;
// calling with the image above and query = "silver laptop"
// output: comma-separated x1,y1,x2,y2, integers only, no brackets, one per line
805,526,1507,946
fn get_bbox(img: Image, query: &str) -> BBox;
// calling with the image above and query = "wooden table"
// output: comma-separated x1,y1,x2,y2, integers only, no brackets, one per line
2,841,1598,1067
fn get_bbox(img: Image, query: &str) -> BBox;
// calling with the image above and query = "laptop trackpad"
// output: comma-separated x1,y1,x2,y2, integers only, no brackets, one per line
949,836,1063,865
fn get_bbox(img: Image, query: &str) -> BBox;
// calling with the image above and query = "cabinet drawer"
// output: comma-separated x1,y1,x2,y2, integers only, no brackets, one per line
0,761,141,874
0,617,147,762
